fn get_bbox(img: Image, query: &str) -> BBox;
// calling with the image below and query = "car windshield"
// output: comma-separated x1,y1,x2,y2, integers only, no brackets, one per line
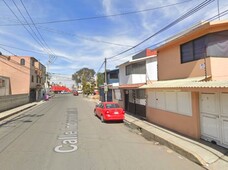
105,103,120,108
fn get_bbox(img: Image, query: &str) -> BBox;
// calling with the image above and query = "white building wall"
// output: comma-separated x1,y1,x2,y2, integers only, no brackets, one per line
119,65,128,85
132,74,146,84
119,56,157,85
146,58,157,81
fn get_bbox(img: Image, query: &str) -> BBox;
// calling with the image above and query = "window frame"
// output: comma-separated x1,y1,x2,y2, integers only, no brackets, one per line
125,61,146,75
20,59,25,65
180,35,206,63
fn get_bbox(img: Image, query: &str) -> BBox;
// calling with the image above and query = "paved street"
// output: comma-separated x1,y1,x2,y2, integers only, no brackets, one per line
0,94,204,170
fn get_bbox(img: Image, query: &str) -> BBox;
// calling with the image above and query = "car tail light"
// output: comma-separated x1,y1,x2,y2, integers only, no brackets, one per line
122,110,125,114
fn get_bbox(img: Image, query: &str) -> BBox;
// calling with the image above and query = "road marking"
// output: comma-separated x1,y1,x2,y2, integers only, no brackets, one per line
54,108,78,153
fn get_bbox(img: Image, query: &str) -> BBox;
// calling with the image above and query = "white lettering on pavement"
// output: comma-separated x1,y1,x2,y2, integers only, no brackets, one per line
54,109,78,153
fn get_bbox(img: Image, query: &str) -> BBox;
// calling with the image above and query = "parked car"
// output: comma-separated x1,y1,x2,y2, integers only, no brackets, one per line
77,90,83,94
73,91,78,96
94,102,125,122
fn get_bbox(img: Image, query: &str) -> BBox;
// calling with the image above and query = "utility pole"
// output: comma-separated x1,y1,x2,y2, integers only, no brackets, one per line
104,58,107,102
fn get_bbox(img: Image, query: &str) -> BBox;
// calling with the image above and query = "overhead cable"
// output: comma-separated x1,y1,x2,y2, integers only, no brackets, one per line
0,0,193,26
19,0,57,64
110,7,228,63
106,0,215,60
2,0,51,57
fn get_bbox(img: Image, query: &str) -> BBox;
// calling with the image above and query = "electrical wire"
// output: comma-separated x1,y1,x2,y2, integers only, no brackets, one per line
96,61,105,74
0,43,47,55
0,59,28,75
0,0,194,26
110,7,228,63
38,26,133,47
0,46,16,56
2,0,51,60
19,0,57,64
106,0,215,60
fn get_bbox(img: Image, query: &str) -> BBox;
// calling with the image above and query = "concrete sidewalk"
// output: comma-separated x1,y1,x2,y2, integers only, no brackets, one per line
0,101,44,121
124,114,228,170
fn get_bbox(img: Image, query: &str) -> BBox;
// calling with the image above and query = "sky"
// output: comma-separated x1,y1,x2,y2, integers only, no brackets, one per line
0,0,228,85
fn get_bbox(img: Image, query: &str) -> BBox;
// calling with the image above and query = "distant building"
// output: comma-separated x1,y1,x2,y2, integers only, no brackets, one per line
0,55,46,101
50,73,76,89
99,69,119,102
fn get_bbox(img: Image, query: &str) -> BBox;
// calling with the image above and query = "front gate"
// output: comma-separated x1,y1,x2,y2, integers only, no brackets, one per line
125,89,146,118
200,92,228,148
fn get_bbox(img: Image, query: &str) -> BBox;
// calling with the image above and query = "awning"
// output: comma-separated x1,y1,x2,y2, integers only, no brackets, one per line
139,76,228,89
119,83,145,89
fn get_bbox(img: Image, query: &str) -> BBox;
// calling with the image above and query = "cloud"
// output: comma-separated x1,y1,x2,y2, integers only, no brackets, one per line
1,0,228,78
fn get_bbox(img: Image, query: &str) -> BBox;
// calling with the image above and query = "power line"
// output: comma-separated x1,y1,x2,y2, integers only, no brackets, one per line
0,0,193,26
0,43,78,63
2,0,51,59
106,0,215,60
0,46,16,56
38,26,133,47
96,61,105,74
18,0,57,64
0,15,133,48
0,43,47,55
110,7,228,63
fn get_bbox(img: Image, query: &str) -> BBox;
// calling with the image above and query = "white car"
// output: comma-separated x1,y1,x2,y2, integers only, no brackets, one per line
77,90,83,94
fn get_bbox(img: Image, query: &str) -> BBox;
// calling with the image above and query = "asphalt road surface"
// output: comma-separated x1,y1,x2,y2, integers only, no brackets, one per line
0,94,204,170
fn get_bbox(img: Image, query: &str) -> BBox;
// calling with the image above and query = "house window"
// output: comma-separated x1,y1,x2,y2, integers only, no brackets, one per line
36,76,39,83
31,75,34,82
109,72,118,79
126,65,132,75
181,36,206,63
0,79,5,88
126,61,146,75
20,59,25,65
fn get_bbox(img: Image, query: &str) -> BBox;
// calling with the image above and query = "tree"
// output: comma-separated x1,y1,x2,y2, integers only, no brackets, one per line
83,83,91,95
72,68,95,85
96,72,104,87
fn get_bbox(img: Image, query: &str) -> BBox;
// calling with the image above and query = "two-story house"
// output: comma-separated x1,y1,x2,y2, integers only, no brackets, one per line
118,49,157,118
141,20,228,148
99,69,119,102
0,55,46,102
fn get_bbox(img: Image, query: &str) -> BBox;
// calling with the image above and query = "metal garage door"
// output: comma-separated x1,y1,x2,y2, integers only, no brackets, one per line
200,93,228,148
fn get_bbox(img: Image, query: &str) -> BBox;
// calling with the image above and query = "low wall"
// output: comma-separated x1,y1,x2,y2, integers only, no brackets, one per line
0,94,29,112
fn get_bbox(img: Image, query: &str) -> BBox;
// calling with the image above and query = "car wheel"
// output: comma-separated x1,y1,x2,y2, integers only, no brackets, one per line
100,115,105,123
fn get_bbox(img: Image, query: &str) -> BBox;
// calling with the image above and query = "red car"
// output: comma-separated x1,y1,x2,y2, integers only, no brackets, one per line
94,102,125,122
73,91,79,96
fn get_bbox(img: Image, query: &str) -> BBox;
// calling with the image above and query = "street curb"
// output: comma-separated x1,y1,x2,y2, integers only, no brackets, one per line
0,104,38,121
124,118,206,167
